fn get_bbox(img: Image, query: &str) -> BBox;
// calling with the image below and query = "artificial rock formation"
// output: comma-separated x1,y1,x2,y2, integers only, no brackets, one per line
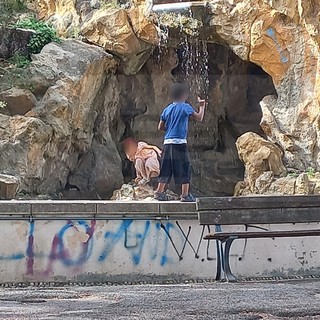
1,0,320,198
0,40,123,198
35,0,159,74
202,0,320,196
207,0,320,172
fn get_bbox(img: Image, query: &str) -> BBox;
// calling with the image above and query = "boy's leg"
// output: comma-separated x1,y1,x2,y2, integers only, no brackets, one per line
172,144,193,200
155,145,172,200
156,182,166,193
181,183,190,197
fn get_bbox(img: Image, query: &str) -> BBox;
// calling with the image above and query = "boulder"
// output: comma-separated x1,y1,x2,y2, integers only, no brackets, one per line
295,173,312,195
0,88,37,116
235,132,286,193
67,138,123,199
264,175,296,195
0,174,20,199
0,114,53,193
236,171,297,196
127,7,159,45
235,170,320,196
81,8,145,55
81,8,155,74
0,28,34,59
35,0,80,36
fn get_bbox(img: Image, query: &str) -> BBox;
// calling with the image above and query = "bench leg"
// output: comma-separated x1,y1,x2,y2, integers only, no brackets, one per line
223,237,237,282
214,225,224,281
215,240,223,280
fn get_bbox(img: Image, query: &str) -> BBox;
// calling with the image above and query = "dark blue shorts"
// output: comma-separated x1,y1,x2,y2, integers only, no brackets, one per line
158,144,191,185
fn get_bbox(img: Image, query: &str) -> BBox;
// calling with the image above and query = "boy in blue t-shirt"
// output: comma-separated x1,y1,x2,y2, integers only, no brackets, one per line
154,83,206,202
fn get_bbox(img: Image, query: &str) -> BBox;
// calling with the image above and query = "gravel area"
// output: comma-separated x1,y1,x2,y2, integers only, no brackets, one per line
0,280,320,319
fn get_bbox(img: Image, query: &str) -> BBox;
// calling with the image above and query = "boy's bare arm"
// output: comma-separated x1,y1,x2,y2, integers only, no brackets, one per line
158,120,166,131
192,97,206,121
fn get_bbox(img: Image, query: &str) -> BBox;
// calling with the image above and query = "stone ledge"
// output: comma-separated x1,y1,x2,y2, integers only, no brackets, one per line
0,202,31,215
96,202,160,214
32,202,96,215
0,200,197,219
160,202,196,214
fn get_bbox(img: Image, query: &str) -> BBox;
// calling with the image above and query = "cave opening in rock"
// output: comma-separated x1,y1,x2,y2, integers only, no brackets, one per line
120,41,276,196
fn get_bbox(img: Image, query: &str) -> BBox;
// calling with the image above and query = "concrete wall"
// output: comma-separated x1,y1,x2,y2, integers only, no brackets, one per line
0,201,319,283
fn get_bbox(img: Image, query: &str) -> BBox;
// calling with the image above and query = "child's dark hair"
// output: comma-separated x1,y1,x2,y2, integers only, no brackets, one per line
169,83,189,100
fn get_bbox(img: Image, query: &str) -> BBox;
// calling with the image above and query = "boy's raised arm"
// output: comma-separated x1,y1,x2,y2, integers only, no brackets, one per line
192,97,206,121
158,120,166,131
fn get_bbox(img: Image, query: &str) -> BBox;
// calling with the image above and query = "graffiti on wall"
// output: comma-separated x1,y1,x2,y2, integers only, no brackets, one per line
0,219,217,277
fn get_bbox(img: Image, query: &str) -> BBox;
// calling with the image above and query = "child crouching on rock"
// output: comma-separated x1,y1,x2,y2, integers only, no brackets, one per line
122,138,162,186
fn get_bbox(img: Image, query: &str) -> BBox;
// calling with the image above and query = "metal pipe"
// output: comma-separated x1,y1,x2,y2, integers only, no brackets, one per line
151,1,207,13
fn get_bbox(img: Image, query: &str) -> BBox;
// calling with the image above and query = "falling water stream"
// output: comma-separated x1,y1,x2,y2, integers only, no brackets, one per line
180,37,209,99
154,8,210,99
153,6,211,158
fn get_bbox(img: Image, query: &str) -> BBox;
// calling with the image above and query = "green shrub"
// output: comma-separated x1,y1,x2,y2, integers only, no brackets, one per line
9,53,30,68
307,167,316,178
16,17,60,54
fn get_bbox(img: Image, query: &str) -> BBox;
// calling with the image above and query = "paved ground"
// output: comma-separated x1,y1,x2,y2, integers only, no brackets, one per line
0,280,320,319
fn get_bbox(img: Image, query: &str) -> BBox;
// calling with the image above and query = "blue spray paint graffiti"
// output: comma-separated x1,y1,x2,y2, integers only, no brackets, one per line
0,253,25,261
99,220,153,265
266,27,289,63
99,219,133,262
160,222,175,266
0,219,215,277
44,220,96,275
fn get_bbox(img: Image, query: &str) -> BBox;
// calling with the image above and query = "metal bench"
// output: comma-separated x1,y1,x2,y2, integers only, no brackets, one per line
197,195,320,282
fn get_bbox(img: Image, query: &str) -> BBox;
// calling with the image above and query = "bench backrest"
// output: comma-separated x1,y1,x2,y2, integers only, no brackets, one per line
197,196,320,225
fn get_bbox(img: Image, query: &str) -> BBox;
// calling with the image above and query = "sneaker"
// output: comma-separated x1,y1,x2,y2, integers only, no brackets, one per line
180,193,196,202
154,192,170,201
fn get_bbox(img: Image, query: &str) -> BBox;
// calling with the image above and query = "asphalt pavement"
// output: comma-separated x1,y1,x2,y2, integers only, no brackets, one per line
0,280,320,319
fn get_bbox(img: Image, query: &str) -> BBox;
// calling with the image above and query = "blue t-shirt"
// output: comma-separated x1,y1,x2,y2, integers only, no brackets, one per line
160,102,195,140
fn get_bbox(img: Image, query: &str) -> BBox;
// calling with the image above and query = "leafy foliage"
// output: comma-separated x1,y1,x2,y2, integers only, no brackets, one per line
9,53,30,68
307,167,316,178
16,17,60,54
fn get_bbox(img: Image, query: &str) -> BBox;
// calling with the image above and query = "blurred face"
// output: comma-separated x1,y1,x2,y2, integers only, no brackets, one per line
182,92,189,101
124,143,137,155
